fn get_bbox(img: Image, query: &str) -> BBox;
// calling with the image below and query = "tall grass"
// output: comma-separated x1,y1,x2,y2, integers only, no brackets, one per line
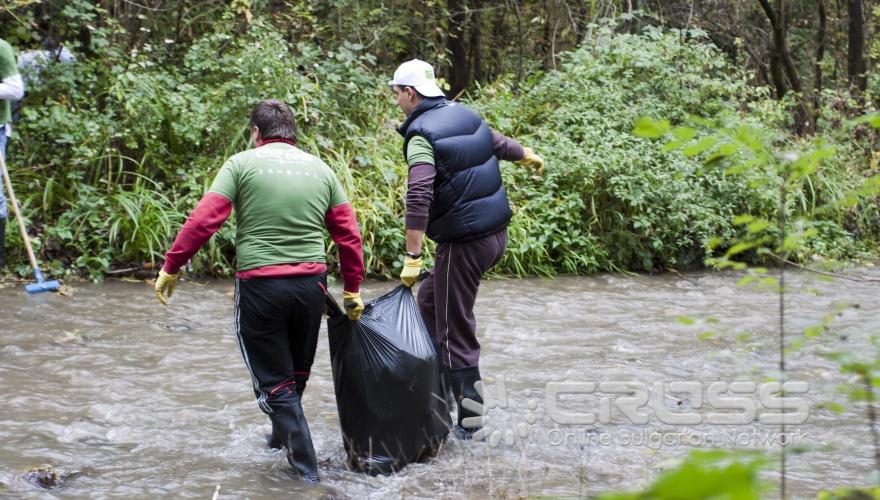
2,23,877,280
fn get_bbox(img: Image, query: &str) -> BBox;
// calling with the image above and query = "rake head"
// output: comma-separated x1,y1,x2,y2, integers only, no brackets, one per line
26,279,61,294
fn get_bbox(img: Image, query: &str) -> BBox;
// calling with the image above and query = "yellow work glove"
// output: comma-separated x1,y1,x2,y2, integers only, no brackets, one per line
518,147,544,174
155,270,179,306
400,255,423,288
343,291,364,321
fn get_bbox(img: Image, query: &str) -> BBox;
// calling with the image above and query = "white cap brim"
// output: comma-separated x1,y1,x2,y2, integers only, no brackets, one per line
414,81,445,97
387,79,445,98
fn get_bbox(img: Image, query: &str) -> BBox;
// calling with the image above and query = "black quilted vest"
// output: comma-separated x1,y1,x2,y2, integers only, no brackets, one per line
397,98,511,243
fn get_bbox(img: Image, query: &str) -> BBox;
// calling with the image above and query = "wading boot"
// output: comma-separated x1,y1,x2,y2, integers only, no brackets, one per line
450,365,483,440
267,381,307,450
438,364,455,410
269,400,320,482
0,218,6,268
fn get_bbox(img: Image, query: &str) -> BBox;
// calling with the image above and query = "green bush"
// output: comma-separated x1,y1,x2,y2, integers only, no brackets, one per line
3,13,877,279
476,26,875,273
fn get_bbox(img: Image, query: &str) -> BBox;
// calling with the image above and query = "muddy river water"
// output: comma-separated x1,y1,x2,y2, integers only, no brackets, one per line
0,269,878,498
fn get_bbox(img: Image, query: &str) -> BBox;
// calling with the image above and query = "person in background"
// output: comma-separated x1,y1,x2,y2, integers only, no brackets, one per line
0,38,25,268
388,59,544,438
17,45,75,84
154,100,365,483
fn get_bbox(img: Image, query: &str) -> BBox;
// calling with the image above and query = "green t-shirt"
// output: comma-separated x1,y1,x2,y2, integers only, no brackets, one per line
0,39,19,125
209,142,348,271
406,135,435,166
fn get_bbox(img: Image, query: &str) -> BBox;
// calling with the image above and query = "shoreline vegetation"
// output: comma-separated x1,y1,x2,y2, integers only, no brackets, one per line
0,7,877,282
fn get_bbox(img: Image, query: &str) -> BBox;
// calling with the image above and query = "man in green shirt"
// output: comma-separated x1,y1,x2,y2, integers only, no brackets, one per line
0,38,24,268
154,100,365,482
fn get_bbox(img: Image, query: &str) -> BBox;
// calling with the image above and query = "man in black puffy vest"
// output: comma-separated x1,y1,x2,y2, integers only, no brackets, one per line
389,59,544,438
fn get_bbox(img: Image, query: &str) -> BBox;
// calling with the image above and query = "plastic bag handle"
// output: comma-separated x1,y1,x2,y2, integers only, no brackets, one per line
320,283,345,318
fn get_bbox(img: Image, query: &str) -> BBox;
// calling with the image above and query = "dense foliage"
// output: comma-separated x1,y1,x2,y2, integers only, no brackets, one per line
1,3,879,497
0,3,877,280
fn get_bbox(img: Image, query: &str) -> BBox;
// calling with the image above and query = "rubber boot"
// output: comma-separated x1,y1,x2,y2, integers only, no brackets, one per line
450,366,483,440
267,381,307,450
0,217,6,268
428,335,455,411
269,400,320,482
438,364,455,410
267,425,283,450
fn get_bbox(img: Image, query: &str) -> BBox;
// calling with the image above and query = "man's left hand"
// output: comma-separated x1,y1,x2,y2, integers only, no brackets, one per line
343,291,364,321
155,270,179,306
519,147,544,174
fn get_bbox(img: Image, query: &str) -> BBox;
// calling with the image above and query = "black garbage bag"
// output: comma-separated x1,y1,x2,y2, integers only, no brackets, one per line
326,285,451,475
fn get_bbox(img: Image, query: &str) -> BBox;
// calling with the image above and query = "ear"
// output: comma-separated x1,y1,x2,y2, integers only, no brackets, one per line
251,126,261,144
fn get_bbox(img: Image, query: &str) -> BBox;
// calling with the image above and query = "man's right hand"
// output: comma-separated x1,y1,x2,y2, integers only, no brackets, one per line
400,255,423,288
155,270,179,306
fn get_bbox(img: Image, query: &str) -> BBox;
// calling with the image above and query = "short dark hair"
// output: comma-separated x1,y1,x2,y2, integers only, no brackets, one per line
250,99,297,142
392,84,426,99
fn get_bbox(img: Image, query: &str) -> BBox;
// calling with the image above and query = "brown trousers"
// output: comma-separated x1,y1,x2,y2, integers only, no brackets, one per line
417,228,508,369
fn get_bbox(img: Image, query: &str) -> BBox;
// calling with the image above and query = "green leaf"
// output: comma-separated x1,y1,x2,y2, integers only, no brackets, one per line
737,275,754,286
671,126,697,140
783,234,802,251
676,315,696,325
815,402,845,414
747,220,770,233
736,332,752,343
804,325,825,339
733,215,754,225
707,237,724,249
759,277,778,288
726,241,754,257
633,117,671,139
662,139,686,152
682,136,717,157
849,112,880,128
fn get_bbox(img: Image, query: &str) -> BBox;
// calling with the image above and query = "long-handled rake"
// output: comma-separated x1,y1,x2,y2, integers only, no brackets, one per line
1,152,60,294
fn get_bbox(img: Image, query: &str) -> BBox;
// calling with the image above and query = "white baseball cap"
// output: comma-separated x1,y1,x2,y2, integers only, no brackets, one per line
388,59,445,98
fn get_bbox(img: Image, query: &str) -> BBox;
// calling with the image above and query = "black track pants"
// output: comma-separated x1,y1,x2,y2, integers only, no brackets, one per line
234,274,326,413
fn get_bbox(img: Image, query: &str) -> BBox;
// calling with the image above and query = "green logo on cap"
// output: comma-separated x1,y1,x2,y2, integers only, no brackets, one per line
425,68,434,80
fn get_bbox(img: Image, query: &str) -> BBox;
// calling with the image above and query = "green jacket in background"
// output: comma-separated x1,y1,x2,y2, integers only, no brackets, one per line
0,39,19,125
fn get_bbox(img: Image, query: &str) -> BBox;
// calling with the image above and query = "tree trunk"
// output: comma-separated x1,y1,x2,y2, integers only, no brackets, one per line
622,0,639,33
469,0,484,85
575,0,589,44
832,0,843,82
769,40,788,99
447,0,469,97
776,0,803,92
488,2,506,81
847,0,867,93
541,0,554,69
759,0,810,133
814,0,827,119
512,0,525,86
